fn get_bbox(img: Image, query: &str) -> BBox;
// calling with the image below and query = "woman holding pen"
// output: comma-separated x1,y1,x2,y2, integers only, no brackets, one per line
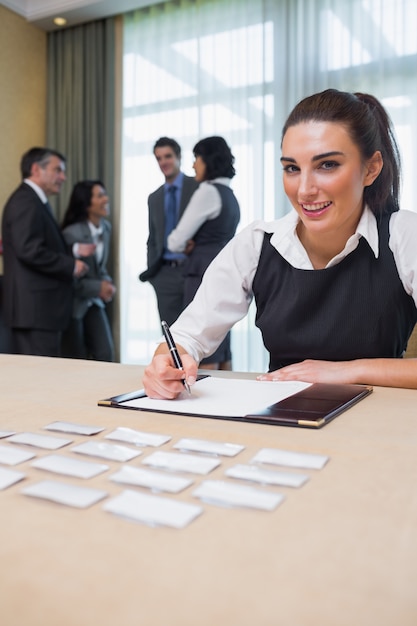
143,88,417,398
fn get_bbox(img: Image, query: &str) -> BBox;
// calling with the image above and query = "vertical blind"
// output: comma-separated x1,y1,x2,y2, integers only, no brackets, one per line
120,0,417,371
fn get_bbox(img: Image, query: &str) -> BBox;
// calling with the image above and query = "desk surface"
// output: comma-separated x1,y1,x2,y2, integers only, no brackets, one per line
1,354,416,626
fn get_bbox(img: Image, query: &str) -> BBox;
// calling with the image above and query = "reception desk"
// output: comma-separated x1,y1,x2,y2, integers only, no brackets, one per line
0,354,416,626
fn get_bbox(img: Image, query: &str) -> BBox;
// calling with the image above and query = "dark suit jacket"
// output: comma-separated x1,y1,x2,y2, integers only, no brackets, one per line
139,174,199,282
1,183,75,331
62,219,113,319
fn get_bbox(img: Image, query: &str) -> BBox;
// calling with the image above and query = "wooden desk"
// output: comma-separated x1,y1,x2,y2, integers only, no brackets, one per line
1,354,416,626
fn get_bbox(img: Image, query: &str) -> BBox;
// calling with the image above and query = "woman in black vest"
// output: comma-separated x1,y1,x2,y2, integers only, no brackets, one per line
167,136,240,370
143,89,417,398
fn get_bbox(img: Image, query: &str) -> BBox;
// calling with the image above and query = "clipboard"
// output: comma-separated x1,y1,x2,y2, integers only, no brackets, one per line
98,378,373,429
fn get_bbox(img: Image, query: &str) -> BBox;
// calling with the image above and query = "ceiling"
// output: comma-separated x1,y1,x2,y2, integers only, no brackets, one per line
1,0,164,31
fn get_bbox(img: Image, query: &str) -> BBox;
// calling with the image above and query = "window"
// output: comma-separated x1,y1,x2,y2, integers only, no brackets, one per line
120,0,417,369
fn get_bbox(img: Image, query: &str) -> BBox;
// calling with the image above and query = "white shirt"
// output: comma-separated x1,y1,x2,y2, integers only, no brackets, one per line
167,178,231,252
24,179,48,204
169,206,417,362
87,221,104,263
72,221,104,263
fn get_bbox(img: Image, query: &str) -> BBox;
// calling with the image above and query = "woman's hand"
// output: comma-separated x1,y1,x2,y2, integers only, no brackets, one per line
257,359,359,384
142,351,198,399
258,358,417,389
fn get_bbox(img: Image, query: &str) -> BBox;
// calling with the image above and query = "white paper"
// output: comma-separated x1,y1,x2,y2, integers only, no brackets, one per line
110,466,193,494
252,448,329,470
143,451,220,475
105,427,171,448
44,421,104,436
0,467,25,490
174,438,244,457
193,480,284,511
71,441,142,462
225,464,309,488
121,377,311,417
22,480,107,508
32,454,109,479
103,489,203,528
0,444,36,466
7,432,72,450
0,430,16,438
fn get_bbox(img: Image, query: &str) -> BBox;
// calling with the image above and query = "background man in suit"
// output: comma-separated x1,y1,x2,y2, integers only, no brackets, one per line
139,137,199,326
1,147,90,357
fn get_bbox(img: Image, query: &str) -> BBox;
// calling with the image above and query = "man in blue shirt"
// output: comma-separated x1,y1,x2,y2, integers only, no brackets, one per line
139,137,199,325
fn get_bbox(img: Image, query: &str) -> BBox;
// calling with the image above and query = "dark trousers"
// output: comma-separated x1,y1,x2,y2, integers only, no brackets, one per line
183,271,231,366
12,328,62,357
149,264,185,326
61,305,114,362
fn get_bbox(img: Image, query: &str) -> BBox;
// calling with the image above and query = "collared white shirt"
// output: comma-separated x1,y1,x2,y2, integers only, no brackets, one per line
24,179,48,204
167,178,231,252
169,206,417,362
87,220,104,263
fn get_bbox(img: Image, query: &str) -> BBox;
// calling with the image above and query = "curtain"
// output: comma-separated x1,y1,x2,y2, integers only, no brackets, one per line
121,0,417,371
46,18,116,219
46,17,121,358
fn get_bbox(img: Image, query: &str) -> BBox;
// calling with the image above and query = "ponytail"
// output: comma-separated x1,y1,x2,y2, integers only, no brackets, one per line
282,89,401,214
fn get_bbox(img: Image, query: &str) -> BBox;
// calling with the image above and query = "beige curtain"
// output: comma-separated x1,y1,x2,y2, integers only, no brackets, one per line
46,17,116,219
46,17,121,359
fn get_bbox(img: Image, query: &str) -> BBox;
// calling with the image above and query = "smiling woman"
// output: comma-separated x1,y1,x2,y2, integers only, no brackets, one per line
142,88,417,398
280,121,383,269
120,0,417,373
60,180,116,362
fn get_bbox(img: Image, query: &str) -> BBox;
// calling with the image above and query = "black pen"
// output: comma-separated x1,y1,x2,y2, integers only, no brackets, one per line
161,320,191,395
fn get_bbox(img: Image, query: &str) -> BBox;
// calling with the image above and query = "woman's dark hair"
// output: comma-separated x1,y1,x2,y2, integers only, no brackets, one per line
281,88,401,214
61,180,105,228
193,136,236,180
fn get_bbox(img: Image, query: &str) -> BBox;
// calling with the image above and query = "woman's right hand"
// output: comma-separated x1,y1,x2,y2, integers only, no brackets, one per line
142,351,198,399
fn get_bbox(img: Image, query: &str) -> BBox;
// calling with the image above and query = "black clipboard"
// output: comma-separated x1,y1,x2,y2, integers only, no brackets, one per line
98,380,373,429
